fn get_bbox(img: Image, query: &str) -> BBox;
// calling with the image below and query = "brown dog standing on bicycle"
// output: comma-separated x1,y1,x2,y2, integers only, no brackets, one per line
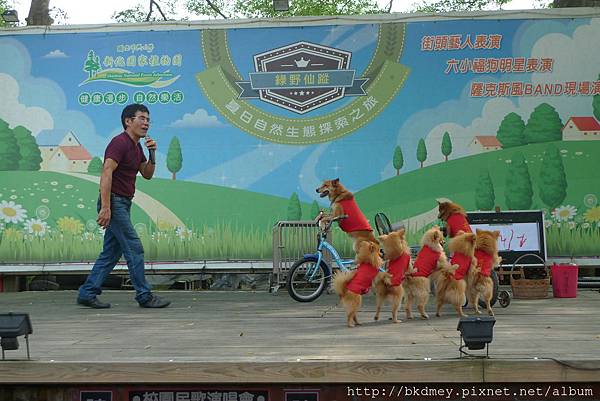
316,178,378,252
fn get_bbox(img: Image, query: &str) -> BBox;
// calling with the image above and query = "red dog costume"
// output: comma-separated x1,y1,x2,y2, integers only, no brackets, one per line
337,198,372,233
450,252,472,280
413,246,441,278
346,263,379,295
474,250,493,277
446,213,472,238
387,253,411,286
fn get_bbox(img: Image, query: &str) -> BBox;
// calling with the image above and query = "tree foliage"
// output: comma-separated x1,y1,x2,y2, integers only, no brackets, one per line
167,136,183,180
505,152,533,210
413,0,511,13
185,0,383,19
88,156,103,174
496,112,526,148
594,73,600,122
475,168,495,210
392,145,404,175
523,103,563,144
112,0,180,23
538,144,567,209
441,131,452,161
13,125,42,171
0,118,20,171
287,192,302,220
416,138,427,168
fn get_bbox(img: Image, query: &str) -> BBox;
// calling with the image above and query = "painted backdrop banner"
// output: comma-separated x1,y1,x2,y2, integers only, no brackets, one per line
1,10,600,262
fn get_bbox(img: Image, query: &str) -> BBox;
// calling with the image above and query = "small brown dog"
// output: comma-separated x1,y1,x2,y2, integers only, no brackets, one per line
373,229,411,323
437,201,473,238
332,241,383,327
404,226,448,320
433,231,476,317
316,178,378,251
467,229,501,316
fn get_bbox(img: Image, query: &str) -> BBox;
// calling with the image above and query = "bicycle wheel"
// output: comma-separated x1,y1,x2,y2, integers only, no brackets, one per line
374,212,392,235
287,257,331,302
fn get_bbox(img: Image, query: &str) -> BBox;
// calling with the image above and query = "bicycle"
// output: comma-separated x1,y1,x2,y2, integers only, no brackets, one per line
286,212,362,302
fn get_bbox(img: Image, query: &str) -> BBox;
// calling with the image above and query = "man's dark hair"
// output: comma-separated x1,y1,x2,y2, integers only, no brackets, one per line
121,104,150,129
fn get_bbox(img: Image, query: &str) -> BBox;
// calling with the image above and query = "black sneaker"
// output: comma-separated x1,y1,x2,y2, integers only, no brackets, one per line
139,294,171,308
77,297,111,309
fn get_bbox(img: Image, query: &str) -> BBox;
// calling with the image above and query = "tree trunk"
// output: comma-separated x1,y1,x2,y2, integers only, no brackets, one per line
27,0,53,26
172,172,176,180
553,0,600,7
395,169,399,176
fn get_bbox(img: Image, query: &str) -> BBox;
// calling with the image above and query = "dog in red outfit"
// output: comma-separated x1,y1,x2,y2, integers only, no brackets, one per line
404,226,448,320
316,178,378,252
333,241,383,328
437,200,473,238
433,231,476,317
467,229,501,316
373,229,411,323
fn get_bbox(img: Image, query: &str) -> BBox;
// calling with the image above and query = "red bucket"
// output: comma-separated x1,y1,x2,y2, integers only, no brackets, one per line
551,264,578,298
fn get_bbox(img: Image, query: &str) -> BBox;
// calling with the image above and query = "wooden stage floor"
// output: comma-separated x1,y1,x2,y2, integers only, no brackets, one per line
1,289,599,384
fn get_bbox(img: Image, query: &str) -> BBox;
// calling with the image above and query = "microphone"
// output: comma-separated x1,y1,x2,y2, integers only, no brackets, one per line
149,149,156,164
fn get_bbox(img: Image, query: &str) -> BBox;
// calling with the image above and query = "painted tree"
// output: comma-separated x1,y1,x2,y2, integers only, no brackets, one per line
538,144,567,209
441,131,452,161
392,145,404,175
83,50,101,79
167,136,183,180
593,73,600,122
496,112,526,148
310,200,320,220
416,138,427,168
523,103,563,144
475,169,495,210
87,156,103,174
0,119,20,171
287,192,302,220
13,125,41,170
505,152,533,210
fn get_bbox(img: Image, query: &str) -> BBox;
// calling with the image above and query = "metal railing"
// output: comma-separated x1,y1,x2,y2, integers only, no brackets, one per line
271,220,335,292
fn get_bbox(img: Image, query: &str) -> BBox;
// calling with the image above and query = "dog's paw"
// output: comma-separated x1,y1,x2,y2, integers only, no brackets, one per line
421,314,430,320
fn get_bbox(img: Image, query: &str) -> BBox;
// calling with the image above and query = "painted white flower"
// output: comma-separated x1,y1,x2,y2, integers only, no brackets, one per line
77,204,85,209
33,183,38,186
9,195,17,200
41,198,49,203
176,227,193,240
552,205,577,221
50,181,58,186
505,159,512,164
65,184,73,189
0,201,28,224
24,218,48,236
544,220,552,228
36,205,51,220
0,222,5,231
567,221,576,230
582,223,591,229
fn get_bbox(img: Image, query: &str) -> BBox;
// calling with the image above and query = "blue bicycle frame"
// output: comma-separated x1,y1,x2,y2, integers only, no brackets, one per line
303,237,355,281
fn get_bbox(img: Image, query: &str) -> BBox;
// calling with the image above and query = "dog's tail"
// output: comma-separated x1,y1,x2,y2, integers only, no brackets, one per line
374,271,393,287
332,270,356,297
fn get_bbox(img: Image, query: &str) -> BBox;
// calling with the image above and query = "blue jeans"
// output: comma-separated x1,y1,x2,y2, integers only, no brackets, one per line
78,194,152,304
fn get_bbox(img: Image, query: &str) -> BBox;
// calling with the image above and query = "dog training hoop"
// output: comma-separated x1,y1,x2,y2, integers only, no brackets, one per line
374,212,392,235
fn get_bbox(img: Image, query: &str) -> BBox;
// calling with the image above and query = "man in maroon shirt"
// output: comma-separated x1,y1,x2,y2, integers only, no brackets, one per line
77,104,170,309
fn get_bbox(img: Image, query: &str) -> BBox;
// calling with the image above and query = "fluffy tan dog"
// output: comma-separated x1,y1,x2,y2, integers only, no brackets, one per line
373,229,411,323
332,241,383,328
434,231,477,317
316,178,378,252
404,226,448,320
437,201,473,238
467,229,501,316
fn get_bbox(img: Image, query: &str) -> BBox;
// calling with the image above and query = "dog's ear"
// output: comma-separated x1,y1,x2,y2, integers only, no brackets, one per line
493,230,500,239
396,228,406,237
332,178,340,186
476,228,482,235
369,242,377,253
457,229,464,236
378,234,388,242
467,233,476,243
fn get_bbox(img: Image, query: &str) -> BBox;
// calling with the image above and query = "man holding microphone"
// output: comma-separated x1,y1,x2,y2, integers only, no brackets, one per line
77,104,170,309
